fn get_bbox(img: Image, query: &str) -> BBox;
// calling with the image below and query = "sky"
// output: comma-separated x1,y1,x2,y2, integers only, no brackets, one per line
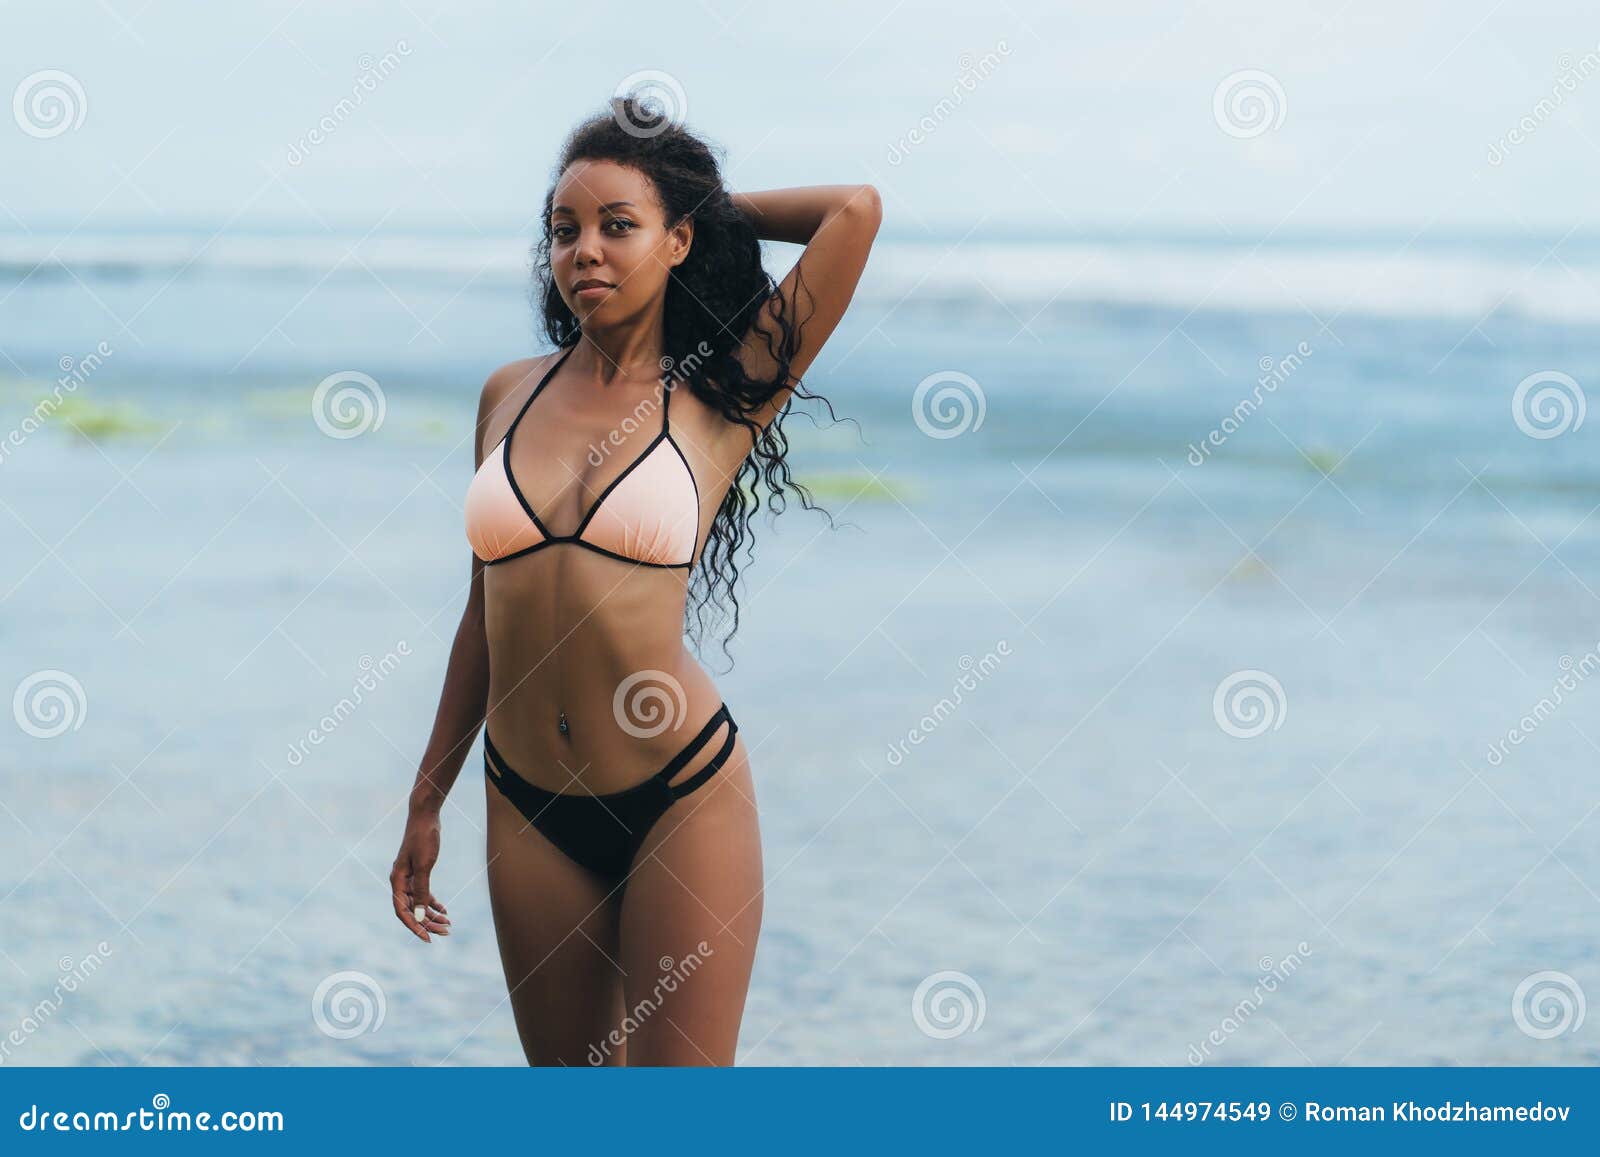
3,0,1600,237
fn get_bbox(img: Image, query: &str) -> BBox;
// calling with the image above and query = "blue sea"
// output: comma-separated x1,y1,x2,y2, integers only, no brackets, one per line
2,226,1598,1065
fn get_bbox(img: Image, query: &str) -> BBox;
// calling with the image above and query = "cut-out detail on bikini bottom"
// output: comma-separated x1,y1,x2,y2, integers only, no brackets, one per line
484,702,738,889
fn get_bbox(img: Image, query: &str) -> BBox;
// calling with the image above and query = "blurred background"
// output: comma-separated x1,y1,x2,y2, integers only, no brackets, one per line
2,0,1599,1065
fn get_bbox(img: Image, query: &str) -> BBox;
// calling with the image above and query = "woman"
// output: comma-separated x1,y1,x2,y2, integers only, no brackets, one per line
387,96,881,1066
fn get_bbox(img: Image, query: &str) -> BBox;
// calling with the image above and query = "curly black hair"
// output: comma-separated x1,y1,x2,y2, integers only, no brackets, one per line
531,94,843,667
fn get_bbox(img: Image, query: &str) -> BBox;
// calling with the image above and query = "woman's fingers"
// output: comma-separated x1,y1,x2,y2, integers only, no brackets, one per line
422,895,451,934
389,860,431,942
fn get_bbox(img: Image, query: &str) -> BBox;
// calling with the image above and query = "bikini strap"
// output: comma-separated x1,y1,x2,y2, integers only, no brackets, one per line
661,365,673,436
666,713,739,800
655,702,734,790
505,342,577,442
482,729,510,779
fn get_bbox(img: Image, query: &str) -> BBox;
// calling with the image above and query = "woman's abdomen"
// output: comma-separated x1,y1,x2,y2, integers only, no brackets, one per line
481,548,720,792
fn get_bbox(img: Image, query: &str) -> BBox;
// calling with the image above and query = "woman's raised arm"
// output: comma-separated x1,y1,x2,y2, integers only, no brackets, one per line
730,184,883,430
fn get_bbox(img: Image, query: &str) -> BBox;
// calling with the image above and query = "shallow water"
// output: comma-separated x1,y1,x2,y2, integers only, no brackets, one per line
3,240,1599,1065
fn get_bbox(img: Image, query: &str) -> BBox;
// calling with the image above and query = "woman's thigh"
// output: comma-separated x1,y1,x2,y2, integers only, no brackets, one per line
484,782,627,1066
617,738,764,1065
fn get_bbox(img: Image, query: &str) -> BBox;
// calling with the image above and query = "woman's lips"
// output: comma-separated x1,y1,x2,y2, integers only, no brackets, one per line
575,284,613,299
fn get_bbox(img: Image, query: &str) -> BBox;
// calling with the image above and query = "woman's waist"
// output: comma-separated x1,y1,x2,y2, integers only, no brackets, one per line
483,655,725,793
484,579,685,660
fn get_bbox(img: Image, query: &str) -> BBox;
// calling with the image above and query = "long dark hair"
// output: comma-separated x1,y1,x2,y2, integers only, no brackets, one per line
532,95,840,666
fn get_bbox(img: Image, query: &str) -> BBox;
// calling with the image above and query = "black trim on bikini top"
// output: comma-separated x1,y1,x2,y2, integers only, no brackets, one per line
481,343,700,569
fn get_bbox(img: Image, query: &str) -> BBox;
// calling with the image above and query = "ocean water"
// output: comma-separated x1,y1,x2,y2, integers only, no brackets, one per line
1,230,1598,1066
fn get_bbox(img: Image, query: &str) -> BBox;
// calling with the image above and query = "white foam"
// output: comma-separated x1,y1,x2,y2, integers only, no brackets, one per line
3,231,1594,324
858,240,1600,323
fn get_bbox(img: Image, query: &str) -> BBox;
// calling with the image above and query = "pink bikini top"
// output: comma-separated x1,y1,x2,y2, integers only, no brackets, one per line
465,344,700,569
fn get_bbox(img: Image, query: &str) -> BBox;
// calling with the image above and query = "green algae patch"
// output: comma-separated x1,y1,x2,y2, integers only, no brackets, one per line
794,471,911,503
51,396,165,442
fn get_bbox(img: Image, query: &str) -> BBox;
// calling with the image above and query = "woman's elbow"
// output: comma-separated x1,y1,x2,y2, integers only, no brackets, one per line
850,184,883,224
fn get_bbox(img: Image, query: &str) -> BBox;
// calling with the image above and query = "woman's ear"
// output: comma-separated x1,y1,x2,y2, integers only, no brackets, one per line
669,216,693,267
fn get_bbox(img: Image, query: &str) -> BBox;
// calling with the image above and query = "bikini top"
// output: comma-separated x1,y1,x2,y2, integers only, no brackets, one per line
465,344,700,569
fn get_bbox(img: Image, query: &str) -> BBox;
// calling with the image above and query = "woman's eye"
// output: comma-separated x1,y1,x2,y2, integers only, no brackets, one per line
551,221,631,240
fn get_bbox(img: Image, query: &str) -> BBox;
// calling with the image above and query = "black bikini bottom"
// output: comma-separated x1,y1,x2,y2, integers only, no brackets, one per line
484,702,738,891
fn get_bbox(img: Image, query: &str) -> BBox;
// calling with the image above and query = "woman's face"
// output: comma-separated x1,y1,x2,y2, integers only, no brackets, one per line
548,159,691,323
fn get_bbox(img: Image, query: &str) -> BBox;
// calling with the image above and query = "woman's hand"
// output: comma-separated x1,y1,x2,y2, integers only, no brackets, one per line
390,808,451,942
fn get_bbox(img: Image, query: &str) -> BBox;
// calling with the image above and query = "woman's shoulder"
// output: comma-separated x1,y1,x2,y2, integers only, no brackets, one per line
481,352,558,408
474,353,560,462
